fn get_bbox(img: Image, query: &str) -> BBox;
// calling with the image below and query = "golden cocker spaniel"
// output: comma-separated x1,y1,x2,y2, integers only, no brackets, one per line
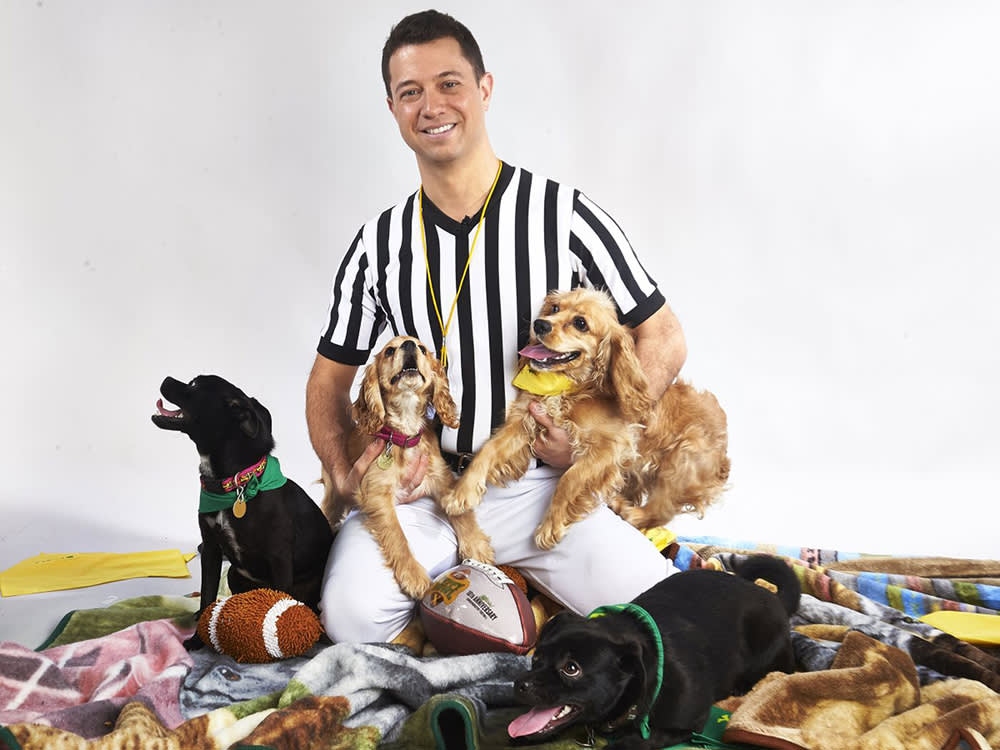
442,288,730,549
322,336,494,598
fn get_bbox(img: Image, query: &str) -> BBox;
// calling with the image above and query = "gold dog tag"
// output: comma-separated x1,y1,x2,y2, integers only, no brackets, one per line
233,485,247,518
376,444,394,470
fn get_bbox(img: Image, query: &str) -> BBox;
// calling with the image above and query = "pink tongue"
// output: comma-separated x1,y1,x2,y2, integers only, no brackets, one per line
519,344,559,361
508,706,564,738
156,398,181,417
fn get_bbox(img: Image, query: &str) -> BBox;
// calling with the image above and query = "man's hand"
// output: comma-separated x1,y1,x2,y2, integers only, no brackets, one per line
528,401,573,469
331,439,430,506
395,450,429,504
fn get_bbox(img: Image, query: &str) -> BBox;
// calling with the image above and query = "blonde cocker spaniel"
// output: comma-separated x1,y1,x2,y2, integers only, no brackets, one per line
442,288,730,549
322,336,493,598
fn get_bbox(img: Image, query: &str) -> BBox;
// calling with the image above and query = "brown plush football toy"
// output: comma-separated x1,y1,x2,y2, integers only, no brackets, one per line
196,588,323,663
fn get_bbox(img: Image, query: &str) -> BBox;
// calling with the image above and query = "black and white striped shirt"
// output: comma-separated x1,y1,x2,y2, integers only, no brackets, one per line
318,161,664,457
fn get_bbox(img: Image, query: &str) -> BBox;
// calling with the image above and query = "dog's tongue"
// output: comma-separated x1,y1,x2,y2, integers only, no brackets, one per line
508,706,564,738
519,344,560,361
155,398,181,417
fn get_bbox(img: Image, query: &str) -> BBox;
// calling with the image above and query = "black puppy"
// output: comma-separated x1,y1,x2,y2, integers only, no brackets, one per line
152,374,333,649
509,555,800,749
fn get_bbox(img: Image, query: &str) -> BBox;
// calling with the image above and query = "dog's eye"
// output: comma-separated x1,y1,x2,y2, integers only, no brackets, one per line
559,660,582,679
418,344,427,354
572,316,588,332
384,346,396,357
549,303,559,314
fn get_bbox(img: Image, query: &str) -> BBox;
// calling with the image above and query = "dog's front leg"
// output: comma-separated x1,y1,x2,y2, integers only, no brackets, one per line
449,510,495,564
441,417,534,515
188,522,224,650
534,454,624,550
362,488,432,599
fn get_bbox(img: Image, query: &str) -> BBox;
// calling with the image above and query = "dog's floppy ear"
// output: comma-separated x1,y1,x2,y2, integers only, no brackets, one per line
228,397,264,439
428,356,459,428
601,325,653,423
248,397,272,436
351,361,385,434
615,629,657,721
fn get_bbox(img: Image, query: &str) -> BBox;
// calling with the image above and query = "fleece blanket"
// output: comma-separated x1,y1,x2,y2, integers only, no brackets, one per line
2,537,1000,750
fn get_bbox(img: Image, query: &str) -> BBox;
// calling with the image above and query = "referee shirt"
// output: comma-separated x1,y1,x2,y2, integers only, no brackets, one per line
317,161,665,458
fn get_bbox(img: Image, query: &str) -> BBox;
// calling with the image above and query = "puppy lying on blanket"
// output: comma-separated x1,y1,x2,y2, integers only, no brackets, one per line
444,287,730,548
322,336,493,598
510,555,800,749
153,375,333,648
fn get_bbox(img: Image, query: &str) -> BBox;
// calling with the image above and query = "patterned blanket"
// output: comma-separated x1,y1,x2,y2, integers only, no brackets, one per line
1,537,999,749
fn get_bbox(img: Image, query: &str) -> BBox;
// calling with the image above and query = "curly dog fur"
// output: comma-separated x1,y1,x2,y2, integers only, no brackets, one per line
322,336,493,598
442,288,729,548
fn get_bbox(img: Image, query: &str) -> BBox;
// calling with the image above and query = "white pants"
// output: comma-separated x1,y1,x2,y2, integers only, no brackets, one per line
319,465,676,643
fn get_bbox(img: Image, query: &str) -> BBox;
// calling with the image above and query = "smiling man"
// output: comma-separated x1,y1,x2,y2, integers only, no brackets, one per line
306,9,687,644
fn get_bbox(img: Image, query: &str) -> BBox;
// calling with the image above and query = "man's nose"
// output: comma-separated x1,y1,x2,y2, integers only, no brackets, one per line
422,87,445,115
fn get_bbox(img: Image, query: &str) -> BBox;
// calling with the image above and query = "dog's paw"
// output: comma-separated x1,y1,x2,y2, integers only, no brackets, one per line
458,531,495,565
441,483,483,515
397,566,433,600
533,521,567,551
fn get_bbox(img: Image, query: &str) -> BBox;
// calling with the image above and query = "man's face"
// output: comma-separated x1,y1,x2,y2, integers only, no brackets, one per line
386,37,493,167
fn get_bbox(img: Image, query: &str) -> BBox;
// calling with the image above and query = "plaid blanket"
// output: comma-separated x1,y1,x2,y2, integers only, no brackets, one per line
2,537,999,749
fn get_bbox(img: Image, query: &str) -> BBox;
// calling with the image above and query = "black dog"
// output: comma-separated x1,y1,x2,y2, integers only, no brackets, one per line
509,555,800,749
152,374,333,649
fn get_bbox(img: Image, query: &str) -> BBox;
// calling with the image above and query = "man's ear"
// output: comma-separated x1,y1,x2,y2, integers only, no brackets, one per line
479,72,494,110
387,95,395,115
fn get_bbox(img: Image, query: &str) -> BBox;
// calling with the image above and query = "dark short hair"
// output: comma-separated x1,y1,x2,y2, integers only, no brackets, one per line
381,9,486,97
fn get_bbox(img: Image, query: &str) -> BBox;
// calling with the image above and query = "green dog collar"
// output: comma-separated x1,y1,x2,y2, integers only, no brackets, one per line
588,602,665,741
198,455,287,513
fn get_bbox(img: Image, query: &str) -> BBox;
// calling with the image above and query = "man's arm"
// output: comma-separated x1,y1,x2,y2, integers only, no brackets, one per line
632,301,687,401
306,354,376,500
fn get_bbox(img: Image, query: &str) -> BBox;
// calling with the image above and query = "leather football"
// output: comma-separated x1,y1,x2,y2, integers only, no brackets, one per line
419,560,537,656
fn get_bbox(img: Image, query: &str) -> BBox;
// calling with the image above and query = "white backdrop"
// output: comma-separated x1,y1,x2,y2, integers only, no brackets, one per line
3,1,998,571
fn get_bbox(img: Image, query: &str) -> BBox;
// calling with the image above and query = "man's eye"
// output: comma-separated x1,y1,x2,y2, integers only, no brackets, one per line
572,317,588,332
385,347,396,357
400,89,419,99
559,660,582,678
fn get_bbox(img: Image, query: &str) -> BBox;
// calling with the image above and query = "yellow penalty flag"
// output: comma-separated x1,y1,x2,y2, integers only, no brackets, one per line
919,610,1000,647
0,549,195,597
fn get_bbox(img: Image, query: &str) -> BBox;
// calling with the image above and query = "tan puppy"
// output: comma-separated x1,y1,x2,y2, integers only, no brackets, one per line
442,288,730,549
322,336,493,598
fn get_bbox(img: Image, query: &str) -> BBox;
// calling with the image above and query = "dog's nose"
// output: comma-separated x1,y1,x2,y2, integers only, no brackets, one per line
401,339,417,352
514,677,532,700
533,319,552,337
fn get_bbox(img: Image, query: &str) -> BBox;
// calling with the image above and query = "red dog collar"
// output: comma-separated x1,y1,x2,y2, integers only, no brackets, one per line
372,427,423,448
200,455,268,493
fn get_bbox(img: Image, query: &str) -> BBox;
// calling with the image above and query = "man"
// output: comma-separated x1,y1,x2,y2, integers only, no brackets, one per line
307,10,686,643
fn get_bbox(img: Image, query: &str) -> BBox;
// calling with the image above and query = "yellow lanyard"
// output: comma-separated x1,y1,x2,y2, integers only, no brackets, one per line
418,161,503,368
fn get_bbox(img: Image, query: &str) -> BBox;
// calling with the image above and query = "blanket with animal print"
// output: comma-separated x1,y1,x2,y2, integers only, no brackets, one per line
3,538,1000,749
0,596,571,750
